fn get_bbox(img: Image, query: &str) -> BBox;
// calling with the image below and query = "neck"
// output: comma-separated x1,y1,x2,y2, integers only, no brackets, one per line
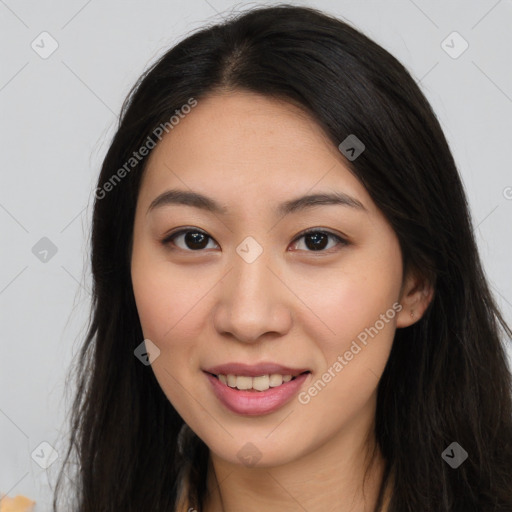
202,424,390,512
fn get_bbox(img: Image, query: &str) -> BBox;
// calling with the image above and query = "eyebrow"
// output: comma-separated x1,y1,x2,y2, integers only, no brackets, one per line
146,188,366,216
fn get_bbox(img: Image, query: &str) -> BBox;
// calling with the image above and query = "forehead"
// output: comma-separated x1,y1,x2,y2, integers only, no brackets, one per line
149,90,335,164
138,91,376,217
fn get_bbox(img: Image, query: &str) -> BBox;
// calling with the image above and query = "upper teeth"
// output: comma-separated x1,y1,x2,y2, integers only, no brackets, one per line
217,374,294,391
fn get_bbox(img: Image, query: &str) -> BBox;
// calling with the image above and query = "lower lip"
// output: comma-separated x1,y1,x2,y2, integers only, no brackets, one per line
204,371,311,416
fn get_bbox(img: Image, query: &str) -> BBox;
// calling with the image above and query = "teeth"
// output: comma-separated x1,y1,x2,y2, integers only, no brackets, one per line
217,373,297,391
253,375,270,391
236,375,253,390
269,374,283,387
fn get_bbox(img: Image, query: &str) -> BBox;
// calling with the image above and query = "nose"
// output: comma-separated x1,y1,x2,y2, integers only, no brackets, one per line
213,246,292,344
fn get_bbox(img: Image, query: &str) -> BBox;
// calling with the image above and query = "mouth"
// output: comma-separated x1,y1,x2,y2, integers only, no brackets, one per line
204,370,312,415
205,370,311,392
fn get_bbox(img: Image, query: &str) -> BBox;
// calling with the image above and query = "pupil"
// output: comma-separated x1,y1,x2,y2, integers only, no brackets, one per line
185,232,207,250
305,232,327,251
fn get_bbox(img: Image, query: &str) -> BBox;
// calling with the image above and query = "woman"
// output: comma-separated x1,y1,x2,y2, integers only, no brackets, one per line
53,4,512,511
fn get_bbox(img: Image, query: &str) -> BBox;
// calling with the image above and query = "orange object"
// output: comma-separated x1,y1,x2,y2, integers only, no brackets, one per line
0,494,35,512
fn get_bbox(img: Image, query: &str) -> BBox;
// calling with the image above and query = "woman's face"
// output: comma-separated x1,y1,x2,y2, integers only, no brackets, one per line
131,90,414,468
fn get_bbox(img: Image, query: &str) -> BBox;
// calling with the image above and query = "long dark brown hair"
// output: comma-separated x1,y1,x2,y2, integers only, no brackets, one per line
52,4,512,511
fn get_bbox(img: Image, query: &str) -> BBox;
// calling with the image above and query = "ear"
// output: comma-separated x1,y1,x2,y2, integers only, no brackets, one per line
395,269,435,328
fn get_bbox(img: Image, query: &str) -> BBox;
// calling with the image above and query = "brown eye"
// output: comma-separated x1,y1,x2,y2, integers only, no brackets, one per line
161,227,348,253
162,229,218,251
291,229,348,252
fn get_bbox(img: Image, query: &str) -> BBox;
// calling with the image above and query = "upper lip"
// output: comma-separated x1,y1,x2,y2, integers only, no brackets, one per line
203,362,310,377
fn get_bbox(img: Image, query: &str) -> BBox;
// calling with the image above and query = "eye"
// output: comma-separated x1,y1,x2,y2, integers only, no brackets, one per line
161,228,218,251
160,227,348,253
290,228,348,253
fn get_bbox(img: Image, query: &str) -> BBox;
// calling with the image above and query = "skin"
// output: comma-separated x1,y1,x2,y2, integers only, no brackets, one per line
130,90,433,512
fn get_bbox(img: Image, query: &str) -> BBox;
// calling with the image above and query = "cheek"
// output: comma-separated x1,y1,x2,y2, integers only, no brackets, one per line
131,253,203,410
291,243,402,404
131,239,206,342
131,261,173,341
295,276,398,429
292,254,401,347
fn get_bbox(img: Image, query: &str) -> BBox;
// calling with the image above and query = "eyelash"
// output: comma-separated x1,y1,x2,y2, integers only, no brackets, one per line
160,227,348,254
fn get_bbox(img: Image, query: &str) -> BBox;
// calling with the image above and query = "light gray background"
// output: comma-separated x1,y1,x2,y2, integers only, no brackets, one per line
1,0,511,509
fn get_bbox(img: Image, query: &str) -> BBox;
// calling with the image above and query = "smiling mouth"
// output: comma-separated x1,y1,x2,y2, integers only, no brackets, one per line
206,371,310,392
